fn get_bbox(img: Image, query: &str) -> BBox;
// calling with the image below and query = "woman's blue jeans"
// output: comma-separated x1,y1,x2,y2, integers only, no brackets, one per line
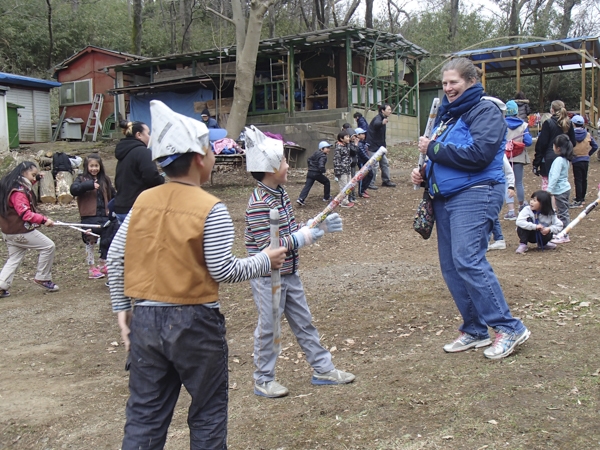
433,183,525,337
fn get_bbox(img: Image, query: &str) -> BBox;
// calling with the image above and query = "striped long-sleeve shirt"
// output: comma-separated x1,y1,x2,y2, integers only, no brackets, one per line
108,202,271,312
244,182,300,276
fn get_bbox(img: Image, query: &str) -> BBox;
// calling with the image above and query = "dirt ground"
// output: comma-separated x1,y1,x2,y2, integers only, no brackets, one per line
1,141,600,450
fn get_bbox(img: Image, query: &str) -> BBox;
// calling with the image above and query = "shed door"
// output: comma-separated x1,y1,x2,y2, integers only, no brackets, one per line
5,89,51,143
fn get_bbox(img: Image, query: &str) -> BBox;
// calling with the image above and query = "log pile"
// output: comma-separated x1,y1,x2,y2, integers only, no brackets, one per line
39,171,56,203
55,171,74,204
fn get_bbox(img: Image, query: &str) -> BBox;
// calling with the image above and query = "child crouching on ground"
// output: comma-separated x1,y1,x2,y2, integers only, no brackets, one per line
297,141,331,206
515,190,563,254
107,102,286,449
244,126,355,398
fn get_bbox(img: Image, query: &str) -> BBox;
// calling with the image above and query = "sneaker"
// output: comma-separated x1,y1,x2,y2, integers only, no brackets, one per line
569,200,584,208
443,332,492,353
0,289,10,298
539,242,557,250
34,279,59,292
88,267,105,279
487,239,506,251
360,192,370,198
98,264,108,275
340,202,354,208
515,243,528,254
311,369,355,385
322,196,332,202
382,181,396,187
483,328,531,360
105,281,110,287
368,184,378,190
296,199,305,206
503,211,517,220
551,234,570,244
254,380,289,398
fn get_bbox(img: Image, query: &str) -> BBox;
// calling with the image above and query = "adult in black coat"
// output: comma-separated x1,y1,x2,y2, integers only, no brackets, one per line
113,120,164,222
366,104,396,187
532,100,576,184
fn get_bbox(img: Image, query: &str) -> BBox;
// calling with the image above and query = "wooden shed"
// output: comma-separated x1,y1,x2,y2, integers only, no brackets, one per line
52,46,143,132
0,73,60,144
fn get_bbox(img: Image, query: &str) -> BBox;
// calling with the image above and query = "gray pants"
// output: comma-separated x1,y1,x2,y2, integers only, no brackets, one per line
554,190,570,230
337,173,352,206
0,230,55,290
368,151,391,184
250,273,334,384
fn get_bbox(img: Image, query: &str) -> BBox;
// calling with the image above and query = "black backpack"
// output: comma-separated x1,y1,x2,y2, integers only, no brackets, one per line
52,152,73,178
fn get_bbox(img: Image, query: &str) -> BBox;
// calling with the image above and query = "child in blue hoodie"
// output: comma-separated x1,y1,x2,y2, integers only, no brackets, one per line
570,115,598,208
503,100,533,218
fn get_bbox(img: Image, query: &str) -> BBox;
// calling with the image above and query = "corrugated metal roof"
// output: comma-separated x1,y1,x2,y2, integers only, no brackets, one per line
0,73,61,89
53,45,144,72
451,36,600,72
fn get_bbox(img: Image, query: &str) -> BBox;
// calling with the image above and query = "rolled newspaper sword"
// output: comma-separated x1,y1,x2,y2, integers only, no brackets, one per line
414,97,440,189
269,209,282,355
55,221,103,228
309,146,387,228
67,224,100,237
554,189,600,239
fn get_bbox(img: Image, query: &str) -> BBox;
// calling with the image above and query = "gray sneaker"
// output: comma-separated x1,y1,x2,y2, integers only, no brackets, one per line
311,369,355,385
484,328,531,360
254,380,289,398
443,332,492,353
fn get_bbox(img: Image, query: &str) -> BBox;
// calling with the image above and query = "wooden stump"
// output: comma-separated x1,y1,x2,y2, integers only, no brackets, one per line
55,171,74,204
39,171,56,204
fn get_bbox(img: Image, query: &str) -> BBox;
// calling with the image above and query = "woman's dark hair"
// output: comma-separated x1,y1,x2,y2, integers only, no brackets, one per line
440,57,480,83
158,152,196,178
118,119,147,138
515,91,526,100
0,161,38,217
554,134,574,161
83,153,113,195
337,131,348,142
531,190,554,216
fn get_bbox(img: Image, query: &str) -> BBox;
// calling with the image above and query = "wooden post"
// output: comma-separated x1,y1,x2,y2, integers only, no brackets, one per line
481,62,486,90
516,48,521,93
581,51,586,116
39,171,56,204
346,36,352,111
539,71,544,114
55,171,74,204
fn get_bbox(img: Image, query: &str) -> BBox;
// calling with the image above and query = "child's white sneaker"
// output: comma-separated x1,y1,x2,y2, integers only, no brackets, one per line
488,239,506,251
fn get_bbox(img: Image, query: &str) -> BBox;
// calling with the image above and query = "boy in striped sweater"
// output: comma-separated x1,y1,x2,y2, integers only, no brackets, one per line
244,126,356,398
107,103,286,449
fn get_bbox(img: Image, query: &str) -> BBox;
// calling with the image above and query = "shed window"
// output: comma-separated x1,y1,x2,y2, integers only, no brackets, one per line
59,79,92,106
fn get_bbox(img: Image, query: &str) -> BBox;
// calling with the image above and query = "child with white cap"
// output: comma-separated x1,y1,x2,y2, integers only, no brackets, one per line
107,102,286,449
297,140,332,206
244,126,356,398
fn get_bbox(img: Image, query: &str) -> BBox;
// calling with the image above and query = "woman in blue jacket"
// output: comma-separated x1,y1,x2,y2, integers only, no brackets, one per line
411,58,530,360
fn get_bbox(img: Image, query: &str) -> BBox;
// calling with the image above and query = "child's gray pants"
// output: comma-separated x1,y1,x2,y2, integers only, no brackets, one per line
250,272,334,384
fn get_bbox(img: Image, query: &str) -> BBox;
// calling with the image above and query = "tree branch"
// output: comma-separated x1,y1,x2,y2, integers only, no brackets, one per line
205,6,235,25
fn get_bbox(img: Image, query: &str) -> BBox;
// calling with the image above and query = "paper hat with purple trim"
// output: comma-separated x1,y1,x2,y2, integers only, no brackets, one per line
150,100,210,167
245,126,283,173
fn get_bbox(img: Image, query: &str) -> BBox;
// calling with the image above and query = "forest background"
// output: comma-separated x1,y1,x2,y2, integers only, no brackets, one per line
0,0,599,118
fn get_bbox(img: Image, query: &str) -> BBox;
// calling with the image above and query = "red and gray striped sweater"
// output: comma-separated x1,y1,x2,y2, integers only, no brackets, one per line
245,182,300,276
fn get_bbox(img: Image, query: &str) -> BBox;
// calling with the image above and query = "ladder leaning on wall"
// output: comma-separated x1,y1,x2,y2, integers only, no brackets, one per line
82,94,104,142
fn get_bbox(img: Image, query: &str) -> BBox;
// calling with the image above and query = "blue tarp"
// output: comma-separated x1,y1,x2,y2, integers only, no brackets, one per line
0,72,60,89
129,90,213,130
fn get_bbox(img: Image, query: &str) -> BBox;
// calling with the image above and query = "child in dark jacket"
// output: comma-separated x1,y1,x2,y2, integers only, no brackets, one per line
297,141,331,206
570,115,598,207
70,154,116,279
355,127,373,198
333,131,354,208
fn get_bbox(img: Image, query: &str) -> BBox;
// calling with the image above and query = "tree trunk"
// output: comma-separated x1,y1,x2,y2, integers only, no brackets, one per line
39,171,56,204
179,0,193,53
448,0,459,45
45,0,53,69
55,172,74,205
132,0,143,55
365,0,374,28
226,0,273,139
546,0,580,100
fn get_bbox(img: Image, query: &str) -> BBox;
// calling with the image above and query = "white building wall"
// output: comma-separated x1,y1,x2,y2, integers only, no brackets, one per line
0,92,9,152
5,88,52,143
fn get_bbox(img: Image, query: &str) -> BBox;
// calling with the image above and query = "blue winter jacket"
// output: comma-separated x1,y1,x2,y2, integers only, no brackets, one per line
425,99,506,198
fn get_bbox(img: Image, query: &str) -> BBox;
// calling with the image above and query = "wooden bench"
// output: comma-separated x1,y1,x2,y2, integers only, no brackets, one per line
211,153,246,185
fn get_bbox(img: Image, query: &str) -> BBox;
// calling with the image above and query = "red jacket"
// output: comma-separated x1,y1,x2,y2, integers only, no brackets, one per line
0,187,47,234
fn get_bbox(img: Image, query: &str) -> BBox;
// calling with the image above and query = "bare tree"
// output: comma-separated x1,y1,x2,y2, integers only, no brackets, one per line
132,0,143,55
45,0,53,69
365,0,374,27
386,0,410,33
448,0,459,43
180,0,194,52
